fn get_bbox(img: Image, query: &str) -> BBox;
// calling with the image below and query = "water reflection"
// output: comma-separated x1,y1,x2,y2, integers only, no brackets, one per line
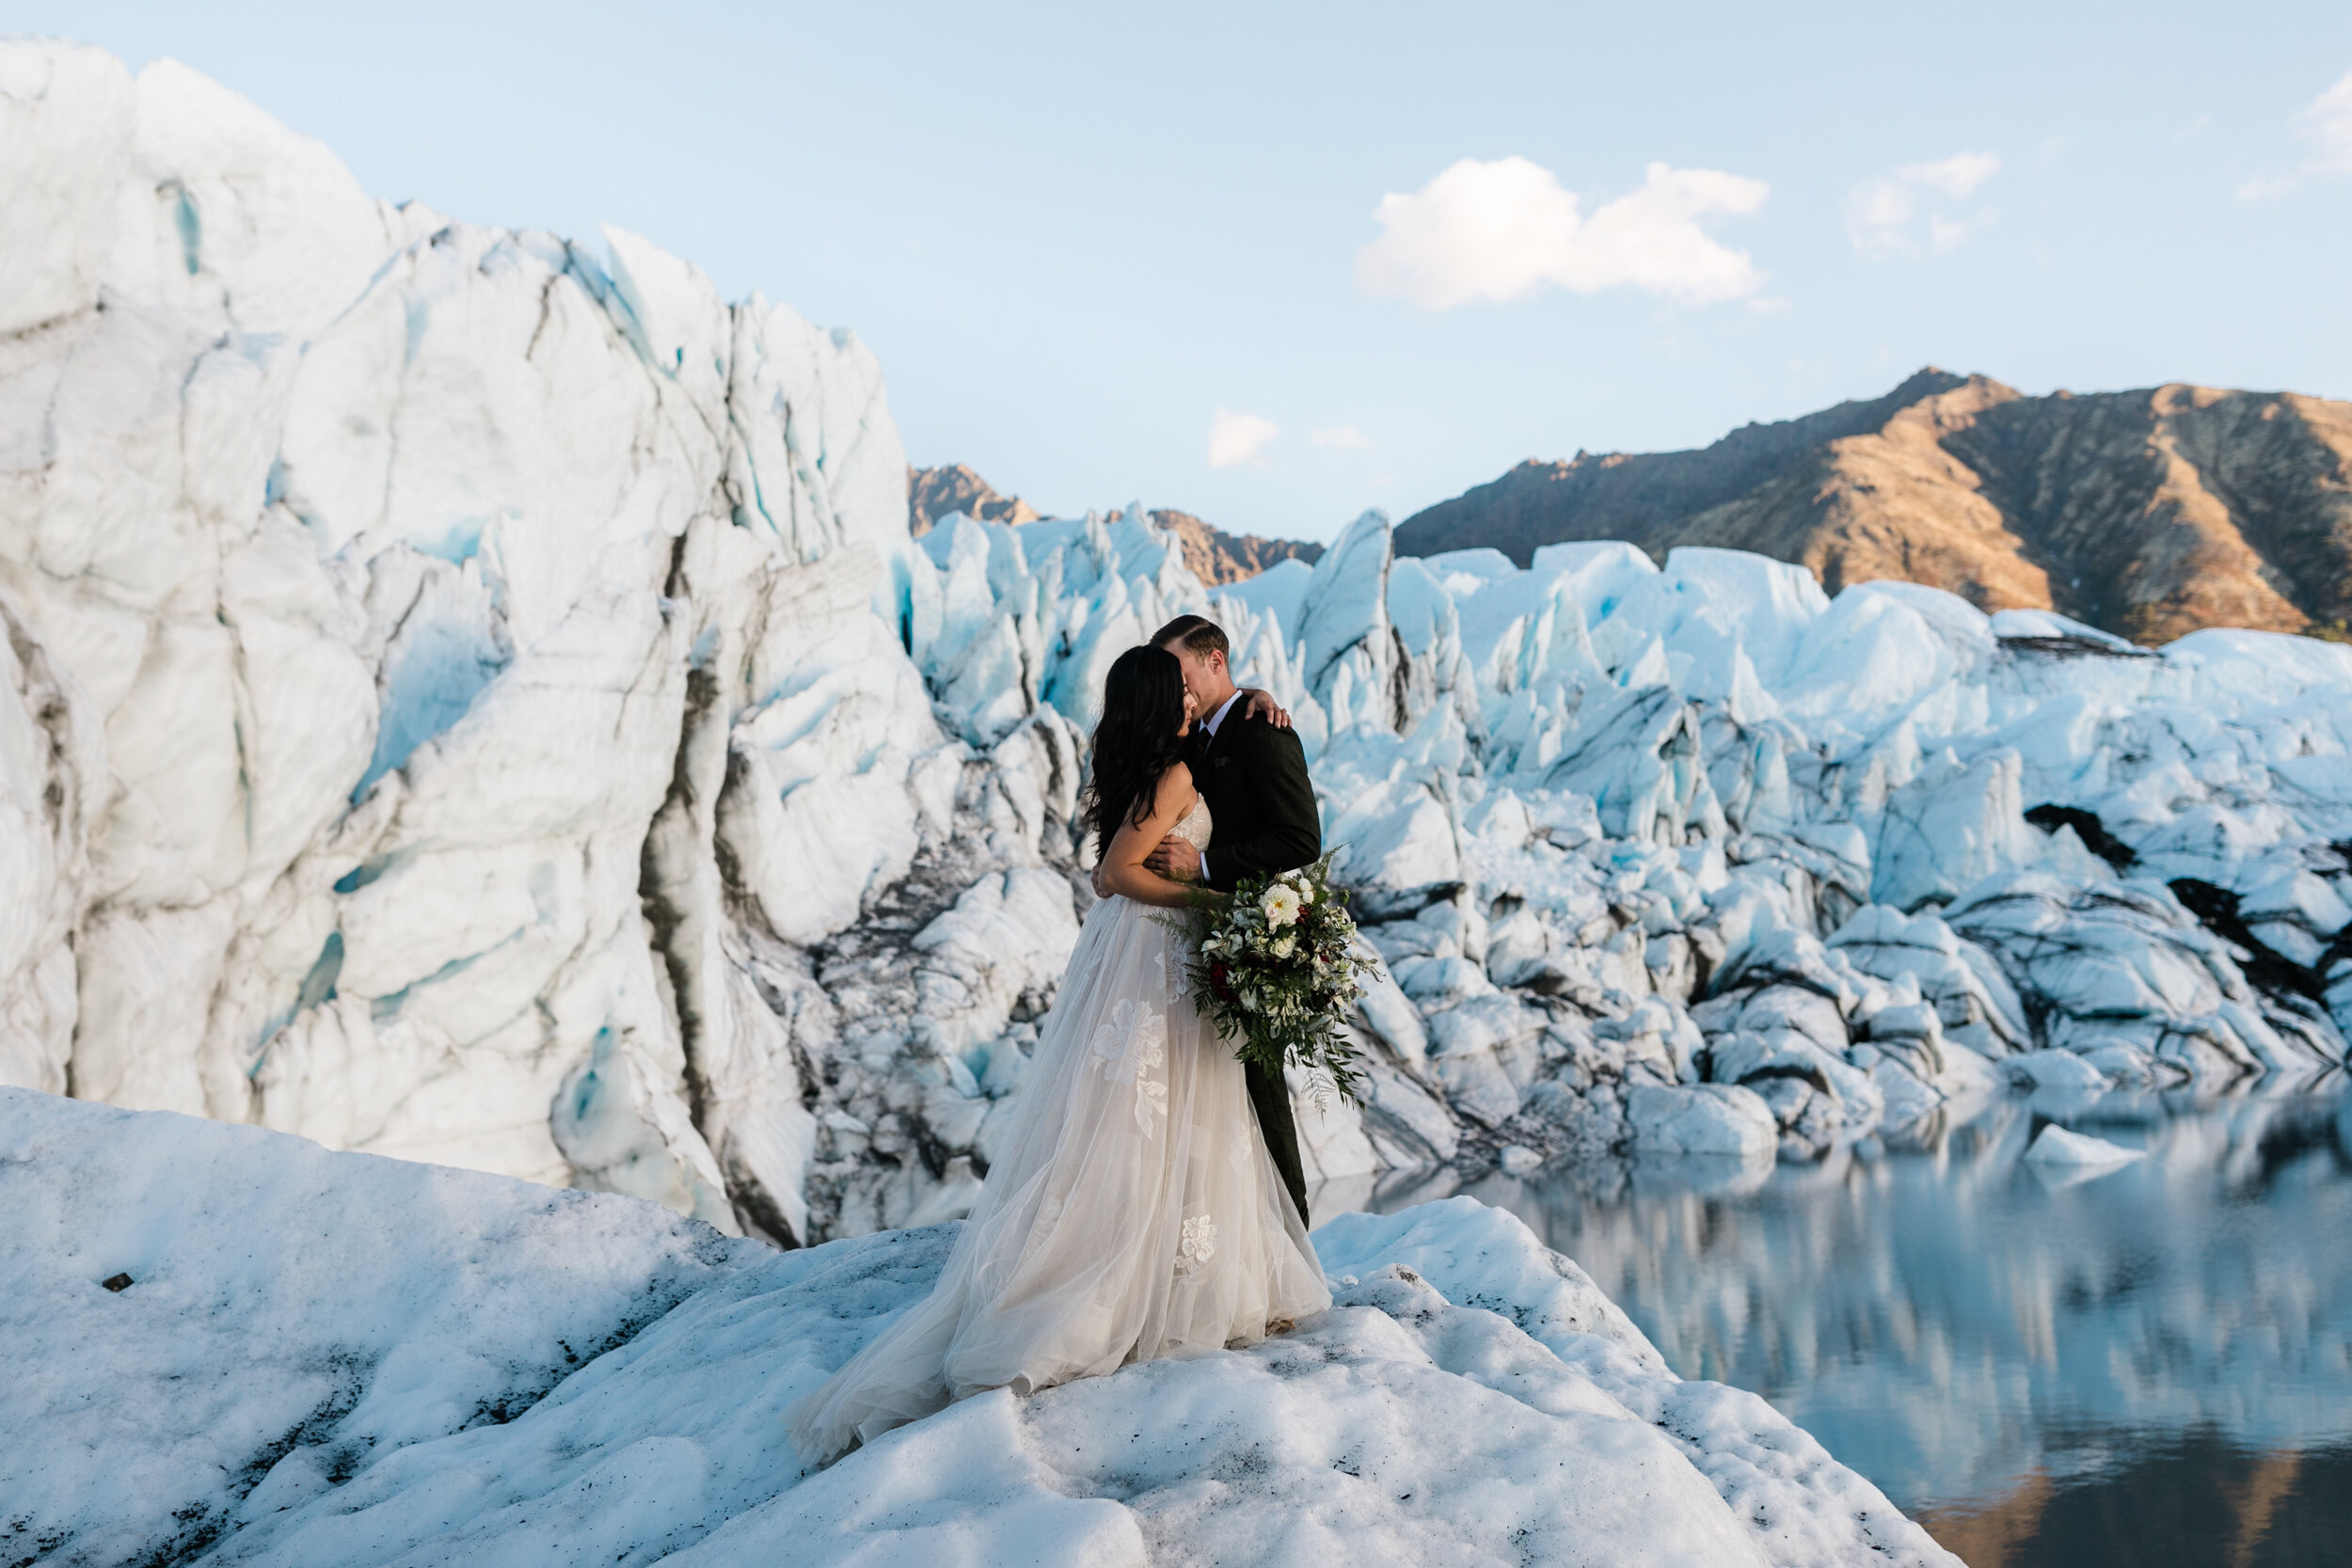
1914,1432,2352,1568
1339,1083,2352,1567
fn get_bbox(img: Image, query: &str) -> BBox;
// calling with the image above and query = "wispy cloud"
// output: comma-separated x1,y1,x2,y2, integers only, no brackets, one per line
1846,152,2001,261
2298,69,2352,173
2236,68,2352,199
1311,425,1374,451
1354,156,1770,310
1206,409,1279,468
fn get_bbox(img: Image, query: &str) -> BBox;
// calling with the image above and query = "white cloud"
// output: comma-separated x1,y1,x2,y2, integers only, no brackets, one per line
1846,151,2001,261
1311,425,1374,450
1353,156,1769,310
2296,68,2352,174
1917,151,2002,199
1206,408,1279,468
2233,69,2352,199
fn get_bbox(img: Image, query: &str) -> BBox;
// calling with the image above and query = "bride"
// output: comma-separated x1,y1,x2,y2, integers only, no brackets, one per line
787,644,1332,1463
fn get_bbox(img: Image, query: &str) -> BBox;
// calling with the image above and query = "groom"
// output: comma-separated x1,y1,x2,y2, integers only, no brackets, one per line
1145,613,1321,1229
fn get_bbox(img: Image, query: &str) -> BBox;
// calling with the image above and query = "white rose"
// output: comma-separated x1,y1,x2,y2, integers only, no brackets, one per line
1262,884,1302,927
1272,934,1295,959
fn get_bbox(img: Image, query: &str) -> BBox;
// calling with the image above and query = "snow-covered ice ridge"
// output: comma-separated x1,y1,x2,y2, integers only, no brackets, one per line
1,1086,1960,1567
4,40,2350,1247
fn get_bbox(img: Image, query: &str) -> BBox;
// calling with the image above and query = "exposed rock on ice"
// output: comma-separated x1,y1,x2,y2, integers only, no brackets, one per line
4,40,2350,1243
0,1087,1958,1567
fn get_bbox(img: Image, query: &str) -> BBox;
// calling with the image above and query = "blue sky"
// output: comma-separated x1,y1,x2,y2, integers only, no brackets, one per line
30,2,2352,541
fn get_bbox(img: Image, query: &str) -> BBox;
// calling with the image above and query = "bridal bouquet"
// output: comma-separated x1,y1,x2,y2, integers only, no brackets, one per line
1190,856,1377,1106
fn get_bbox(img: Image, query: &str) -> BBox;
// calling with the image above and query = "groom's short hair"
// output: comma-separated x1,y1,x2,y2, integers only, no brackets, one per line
1152,614,1229,663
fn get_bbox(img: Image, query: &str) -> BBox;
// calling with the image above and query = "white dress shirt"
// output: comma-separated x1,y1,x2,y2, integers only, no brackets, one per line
1196,690,1244,883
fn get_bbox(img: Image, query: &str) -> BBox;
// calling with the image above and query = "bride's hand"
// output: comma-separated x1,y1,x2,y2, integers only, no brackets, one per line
1237,687,1292,729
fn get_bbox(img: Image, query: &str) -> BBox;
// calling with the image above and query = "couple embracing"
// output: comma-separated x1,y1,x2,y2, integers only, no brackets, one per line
788,615,1333,1463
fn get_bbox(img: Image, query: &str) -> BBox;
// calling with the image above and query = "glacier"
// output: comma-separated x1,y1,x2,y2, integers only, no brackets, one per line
3,34,2349,1257
0,1085,1960,1567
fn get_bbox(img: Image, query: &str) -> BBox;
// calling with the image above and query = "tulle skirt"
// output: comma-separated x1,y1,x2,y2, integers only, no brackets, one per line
787,894,1331,1463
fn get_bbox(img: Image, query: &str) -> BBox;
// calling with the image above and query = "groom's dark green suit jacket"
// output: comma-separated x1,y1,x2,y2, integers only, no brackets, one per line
1188,707,1320,1228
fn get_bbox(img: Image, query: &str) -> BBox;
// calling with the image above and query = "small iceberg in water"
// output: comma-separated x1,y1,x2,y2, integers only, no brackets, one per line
2025,1124,2147,1167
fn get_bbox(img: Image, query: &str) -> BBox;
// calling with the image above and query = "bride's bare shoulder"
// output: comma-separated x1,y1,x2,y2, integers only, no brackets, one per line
1154,759,1197,812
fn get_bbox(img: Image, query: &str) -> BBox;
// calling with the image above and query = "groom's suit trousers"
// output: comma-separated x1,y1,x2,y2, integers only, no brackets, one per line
1190,712,1322,1229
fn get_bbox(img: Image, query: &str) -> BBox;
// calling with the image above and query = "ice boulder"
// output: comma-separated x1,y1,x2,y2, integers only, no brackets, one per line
1627,1082,1779,1158
2023,1124,2146,1166
2003,1048,2108,1092
1314,1196,1667,1373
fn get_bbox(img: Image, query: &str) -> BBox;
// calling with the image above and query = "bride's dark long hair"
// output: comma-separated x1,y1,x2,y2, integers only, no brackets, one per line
1083,644,1190,861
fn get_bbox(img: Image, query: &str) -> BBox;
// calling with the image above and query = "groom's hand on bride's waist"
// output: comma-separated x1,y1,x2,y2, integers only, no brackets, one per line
1145,835,1202,883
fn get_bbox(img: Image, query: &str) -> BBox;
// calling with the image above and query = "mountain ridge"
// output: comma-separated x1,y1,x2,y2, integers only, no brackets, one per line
908,465,1322,584
1395,371,2352,644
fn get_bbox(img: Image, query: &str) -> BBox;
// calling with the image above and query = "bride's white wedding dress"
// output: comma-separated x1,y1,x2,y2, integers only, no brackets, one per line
787,797,1331,1463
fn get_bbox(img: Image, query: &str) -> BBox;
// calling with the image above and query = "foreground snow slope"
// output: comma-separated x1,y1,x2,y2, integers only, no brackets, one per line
0,1087,1957,1567
4,40,2349,1244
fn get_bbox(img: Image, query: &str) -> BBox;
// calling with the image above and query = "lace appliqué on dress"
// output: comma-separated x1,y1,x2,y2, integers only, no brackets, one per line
1090,998,1169,1134
1176,1212,1217,1276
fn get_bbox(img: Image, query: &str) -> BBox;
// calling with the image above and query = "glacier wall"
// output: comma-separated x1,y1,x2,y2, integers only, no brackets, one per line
5,40,2350,1247
0,40,937,1243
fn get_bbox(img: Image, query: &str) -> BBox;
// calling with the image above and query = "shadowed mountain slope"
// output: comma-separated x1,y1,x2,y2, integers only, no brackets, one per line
908,463,1040,533
1149,507,1323,584
1395,371,2352,644
908,467,1320,584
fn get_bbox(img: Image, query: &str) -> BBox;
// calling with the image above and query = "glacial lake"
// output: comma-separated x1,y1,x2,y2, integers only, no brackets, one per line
1343,1083,2352,1567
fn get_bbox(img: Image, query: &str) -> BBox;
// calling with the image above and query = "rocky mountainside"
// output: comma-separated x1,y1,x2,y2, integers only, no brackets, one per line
1395,369,2352,645
907,462,1039,532
1148,506,1324,585
908,466,1319,582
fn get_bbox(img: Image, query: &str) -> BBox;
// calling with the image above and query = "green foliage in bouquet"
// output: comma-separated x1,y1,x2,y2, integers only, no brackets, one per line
1188,854,1378,1106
